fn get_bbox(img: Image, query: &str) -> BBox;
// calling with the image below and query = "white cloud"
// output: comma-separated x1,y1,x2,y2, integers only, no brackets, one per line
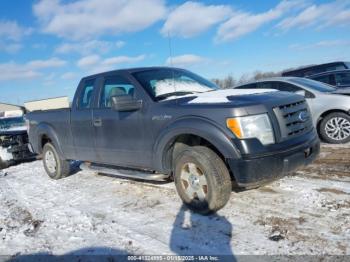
103,55,145,66
0,20,32,41
216,0,303,42
0,58,67,82
166,54,206,67
77,55,101,68
77,54,146,73
61,72,78,80
289,40,350,50
33,0,167,40
55,40,125,55
278,0,350,30
0,63,40,81
115,40,126,49
161,1,232,38
0,20,32,54
27,58,67,69
0,42,22,54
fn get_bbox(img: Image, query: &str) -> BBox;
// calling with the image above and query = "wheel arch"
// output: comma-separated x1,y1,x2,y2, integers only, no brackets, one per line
152,118,241,175
36,123,64,158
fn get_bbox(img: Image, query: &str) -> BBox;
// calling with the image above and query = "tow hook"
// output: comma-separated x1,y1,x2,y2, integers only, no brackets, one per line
304,148,312,158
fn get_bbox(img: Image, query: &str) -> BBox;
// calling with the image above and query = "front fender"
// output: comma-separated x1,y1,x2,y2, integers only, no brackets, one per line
152,117,241,173
35,122,65,158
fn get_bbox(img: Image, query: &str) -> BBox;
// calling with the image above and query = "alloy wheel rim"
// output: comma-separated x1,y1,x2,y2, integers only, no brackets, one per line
325,117,350,141
45,150,57,173
180,162,208,201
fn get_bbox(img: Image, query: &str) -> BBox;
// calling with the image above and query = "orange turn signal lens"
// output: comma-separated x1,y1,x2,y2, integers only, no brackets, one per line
226,118,242,138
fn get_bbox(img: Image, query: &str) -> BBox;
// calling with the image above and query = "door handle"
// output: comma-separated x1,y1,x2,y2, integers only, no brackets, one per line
93,118,102,127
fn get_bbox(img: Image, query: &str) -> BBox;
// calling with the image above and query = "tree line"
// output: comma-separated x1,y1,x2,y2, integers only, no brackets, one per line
211,64,314,89
211,70,281,89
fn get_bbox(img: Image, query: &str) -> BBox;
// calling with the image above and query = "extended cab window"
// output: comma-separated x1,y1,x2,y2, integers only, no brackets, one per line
100,75,135,108
78,79,95,109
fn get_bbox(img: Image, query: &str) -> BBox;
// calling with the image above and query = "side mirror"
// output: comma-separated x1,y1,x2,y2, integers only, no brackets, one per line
295,90,306,97
110,95,142,112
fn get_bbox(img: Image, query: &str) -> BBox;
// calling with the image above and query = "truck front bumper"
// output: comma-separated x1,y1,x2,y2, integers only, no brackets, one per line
227,135,320,188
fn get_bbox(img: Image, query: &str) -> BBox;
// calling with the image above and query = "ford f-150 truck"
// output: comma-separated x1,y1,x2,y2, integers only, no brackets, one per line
26,67,320,213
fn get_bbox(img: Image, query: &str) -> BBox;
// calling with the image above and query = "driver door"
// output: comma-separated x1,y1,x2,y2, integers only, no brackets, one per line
93,73,151,168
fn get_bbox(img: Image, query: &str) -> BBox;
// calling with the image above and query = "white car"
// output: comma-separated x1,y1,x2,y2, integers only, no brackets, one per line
235,77,350,144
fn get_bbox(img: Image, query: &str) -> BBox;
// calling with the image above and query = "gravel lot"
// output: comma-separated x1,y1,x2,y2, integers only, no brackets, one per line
0,143,349,258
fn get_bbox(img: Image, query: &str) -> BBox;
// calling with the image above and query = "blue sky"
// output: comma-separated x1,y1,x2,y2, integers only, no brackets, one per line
0,0,350,104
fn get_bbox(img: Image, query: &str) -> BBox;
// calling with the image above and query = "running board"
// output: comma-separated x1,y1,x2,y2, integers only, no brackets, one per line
80,162,170,181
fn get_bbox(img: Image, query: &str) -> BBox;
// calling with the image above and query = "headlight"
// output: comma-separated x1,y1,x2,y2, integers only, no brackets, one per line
226,114,275,145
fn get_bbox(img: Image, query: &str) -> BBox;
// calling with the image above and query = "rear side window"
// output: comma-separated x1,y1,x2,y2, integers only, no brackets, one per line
275,82,302,92
335,72,350,86
257,82,278,89
78,79,95,109
100,75,135,108
235,83,257,89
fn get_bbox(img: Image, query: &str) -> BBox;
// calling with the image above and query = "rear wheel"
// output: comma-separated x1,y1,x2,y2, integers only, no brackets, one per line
43,143,70,179
174,146,232,214
320,113,350,144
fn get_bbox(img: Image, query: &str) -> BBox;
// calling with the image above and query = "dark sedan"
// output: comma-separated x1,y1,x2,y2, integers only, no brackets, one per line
308,69,350,89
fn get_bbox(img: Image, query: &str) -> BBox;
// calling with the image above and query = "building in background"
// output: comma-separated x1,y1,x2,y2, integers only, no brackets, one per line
24,97,70,112
0,103,24,117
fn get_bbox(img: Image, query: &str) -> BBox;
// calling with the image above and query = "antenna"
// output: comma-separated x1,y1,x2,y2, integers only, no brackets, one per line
167,31,176,101
167,31,174,67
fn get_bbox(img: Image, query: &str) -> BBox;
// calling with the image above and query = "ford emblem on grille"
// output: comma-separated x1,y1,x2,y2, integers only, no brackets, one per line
299,111,308,122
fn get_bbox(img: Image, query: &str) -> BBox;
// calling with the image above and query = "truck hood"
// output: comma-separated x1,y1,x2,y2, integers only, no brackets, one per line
165,89,276,103
168,88,292,107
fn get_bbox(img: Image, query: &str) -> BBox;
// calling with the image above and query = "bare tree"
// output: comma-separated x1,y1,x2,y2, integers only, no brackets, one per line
212,69,283,89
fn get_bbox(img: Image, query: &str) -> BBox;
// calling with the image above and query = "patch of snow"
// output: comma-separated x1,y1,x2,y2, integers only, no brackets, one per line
0,142,349,256
0,126,27,132
187,88,277,104
0,147,13,161
154,80,212,97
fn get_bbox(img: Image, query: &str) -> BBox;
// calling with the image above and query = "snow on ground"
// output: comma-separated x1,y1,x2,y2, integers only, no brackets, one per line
0,144,349,258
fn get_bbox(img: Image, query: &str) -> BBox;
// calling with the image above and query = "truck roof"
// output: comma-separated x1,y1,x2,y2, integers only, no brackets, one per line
81,66,187,80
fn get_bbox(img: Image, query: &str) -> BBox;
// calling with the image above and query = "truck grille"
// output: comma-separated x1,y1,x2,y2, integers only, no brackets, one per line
273,99,313,140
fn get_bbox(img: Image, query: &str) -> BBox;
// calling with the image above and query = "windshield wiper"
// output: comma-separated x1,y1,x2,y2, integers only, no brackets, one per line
156,91,197,100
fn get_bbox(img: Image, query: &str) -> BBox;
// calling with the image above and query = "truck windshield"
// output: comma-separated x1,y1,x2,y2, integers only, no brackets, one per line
290,78,336,93
0,117,26,131
132,68,218,100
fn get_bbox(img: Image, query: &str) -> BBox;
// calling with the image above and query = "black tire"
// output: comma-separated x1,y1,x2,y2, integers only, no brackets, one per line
173,146,232,214
42,143,70,179
0,157,9,170
319,112,350,144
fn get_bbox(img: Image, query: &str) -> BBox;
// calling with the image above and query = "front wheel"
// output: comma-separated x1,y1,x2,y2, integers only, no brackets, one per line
320,113,350,144
43,143,71,179
174,146,232,214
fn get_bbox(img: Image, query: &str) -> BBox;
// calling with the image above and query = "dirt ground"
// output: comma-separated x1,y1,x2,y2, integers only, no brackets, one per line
0,143,349,258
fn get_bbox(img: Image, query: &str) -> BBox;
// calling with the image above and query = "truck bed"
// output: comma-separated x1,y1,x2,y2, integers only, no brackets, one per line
26,108,74,158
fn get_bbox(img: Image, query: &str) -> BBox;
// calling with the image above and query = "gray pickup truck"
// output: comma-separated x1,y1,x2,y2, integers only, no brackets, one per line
26,67,320,213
